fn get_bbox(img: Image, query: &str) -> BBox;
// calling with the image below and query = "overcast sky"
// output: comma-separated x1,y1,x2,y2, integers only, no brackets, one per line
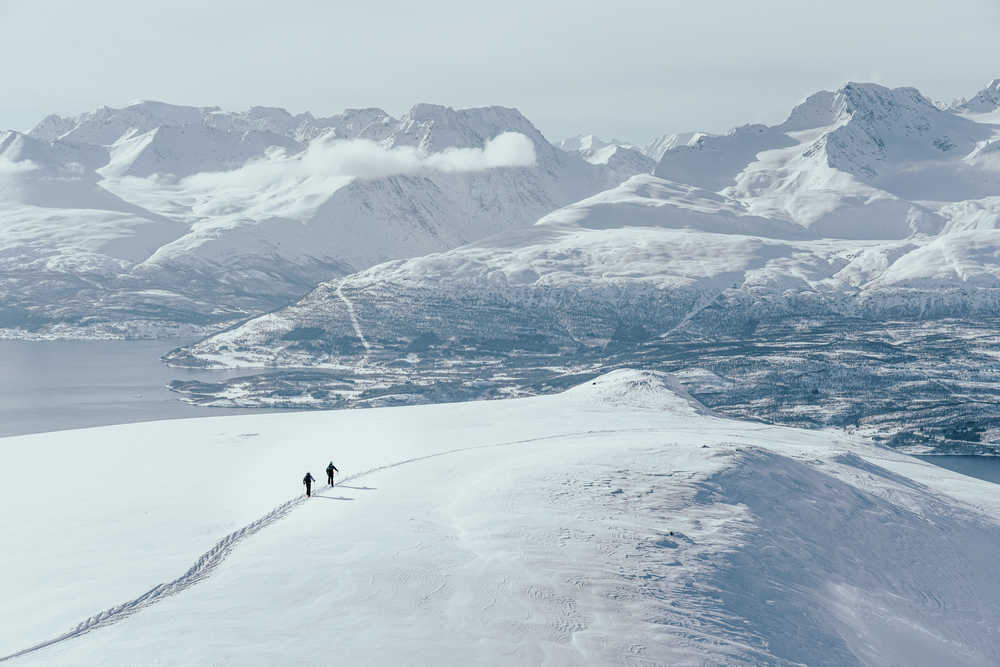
3,0,999,144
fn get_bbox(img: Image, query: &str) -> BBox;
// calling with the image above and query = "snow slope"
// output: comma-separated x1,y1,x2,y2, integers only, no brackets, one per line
2,370,999,666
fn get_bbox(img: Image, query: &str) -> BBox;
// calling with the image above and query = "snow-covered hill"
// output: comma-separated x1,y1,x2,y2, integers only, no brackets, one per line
2,102,642,336
3,371,999,665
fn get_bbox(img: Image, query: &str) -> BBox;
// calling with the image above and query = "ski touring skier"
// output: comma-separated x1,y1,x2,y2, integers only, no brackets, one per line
303,472,316,497
326,461,339,486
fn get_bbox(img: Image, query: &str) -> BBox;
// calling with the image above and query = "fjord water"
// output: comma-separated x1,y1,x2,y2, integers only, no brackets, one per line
4,339,998,486
917,455,1000,484
0,339,283,437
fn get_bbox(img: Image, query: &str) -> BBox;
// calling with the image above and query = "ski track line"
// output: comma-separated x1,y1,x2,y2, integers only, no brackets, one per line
336,283,370,366
0,426,669,663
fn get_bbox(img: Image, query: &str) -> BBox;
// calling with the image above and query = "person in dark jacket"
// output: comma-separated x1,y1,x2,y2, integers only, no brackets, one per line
326,461,339,486
303,472,316,497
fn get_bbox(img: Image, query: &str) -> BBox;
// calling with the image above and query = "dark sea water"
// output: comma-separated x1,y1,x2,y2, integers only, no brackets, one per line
5,340,1000,487
917,455,1000,485
0,339,287,437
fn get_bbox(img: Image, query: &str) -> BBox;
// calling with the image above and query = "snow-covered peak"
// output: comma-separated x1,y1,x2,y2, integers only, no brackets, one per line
816,82,992,187
650,80,999,238
99,124,302,178
0,130,107,173
559,134,609,153
558,134,654,176
1,130,53,165
780,83,952,136
41,101,219,146
29,100,322,147
28,115,79,143
393,104,551,155
536,173,810,239
310,107,396,142
654,123,794,192
559,134,636,155
204,105,303,137
779,90,841,132
642,131,706,161
954,78,1000,114
565,369,713,415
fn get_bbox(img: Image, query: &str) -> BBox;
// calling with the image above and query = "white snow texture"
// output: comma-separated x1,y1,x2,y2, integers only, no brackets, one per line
2,371,999,665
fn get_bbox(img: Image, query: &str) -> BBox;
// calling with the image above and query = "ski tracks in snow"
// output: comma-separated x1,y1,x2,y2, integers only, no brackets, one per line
336,283,371,366
0,427,664,663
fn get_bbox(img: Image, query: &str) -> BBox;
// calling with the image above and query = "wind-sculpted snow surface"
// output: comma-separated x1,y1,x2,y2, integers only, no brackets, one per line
1,101,636,337
3,427,648,663
4,372,1000,665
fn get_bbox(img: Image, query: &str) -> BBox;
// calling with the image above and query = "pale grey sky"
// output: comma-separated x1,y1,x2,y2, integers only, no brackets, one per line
2,0,999,144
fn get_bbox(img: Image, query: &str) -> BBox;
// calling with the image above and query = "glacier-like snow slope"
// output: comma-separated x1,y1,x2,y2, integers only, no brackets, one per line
1,101,640,336
2,370,999,666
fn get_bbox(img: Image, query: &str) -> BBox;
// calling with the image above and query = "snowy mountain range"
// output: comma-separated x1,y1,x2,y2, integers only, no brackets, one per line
1,101,640,336
176,80,1000,361
157,79,1000,452
6,79,1000,446
6,79,998,338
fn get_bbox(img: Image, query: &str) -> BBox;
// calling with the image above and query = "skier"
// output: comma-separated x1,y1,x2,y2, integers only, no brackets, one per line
303,472,316,497
326,461,339,486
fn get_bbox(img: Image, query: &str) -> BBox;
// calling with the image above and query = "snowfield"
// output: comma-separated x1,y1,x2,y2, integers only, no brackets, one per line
2,370,1000,666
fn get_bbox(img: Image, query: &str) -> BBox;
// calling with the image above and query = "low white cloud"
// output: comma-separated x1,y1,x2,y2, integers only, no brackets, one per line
185,131,535,186
171,132,537,219
0,157,41,175
424,132,537,172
